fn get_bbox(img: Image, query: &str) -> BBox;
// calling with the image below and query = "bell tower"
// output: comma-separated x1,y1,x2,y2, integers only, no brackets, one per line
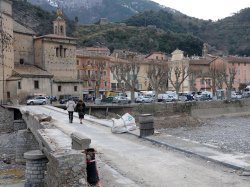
53,8,66,36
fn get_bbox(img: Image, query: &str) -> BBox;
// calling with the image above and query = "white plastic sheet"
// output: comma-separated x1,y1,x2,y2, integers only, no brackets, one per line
111,113,137,133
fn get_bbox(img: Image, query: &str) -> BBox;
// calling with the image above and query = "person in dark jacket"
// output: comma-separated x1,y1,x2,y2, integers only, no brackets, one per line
75,100,86,124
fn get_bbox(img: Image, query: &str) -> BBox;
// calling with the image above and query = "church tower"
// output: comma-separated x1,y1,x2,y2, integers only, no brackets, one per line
53,8,66,36
202,43,208,57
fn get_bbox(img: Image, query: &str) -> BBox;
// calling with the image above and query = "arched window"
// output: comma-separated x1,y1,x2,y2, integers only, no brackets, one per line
60,26,64,35
60,45,63,57
55,26,58,34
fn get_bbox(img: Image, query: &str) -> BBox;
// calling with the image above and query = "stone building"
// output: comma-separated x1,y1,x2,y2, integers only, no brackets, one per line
0,1,79,103
0,0,14,103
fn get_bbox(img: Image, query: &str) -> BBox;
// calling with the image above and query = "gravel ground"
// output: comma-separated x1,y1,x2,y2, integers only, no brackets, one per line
158,116,250,154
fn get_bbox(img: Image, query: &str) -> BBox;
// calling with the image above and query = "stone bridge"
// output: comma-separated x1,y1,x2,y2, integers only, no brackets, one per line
3,105,95,187
1,99,250,186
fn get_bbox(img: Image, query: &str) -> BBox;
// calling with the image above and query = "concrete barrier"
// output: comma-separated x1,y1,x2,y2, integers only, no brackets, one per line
71,132,91,150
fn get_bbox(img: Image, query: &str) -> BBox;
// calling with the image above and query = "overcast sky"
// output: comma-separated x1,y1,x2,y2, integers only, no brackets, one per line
152,0,250,20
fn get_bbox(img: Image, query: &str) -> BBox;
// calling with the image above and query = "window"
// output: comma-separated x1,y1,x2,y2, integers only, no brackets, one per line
60,26,64,34
244,62,246,66
77,60,79,65
56,48,59,57
238,70,240,75
103,71,106,76
18,81,21,89
238,62,240,66
60,45,63,57
7,92,10,100
55,26,58,34
34,80,39,89
64,48,66,57
111,83,116,89
20,59,24,64
156,56,159,60
104,81,107,87
74,86,78,92
58,86,61,92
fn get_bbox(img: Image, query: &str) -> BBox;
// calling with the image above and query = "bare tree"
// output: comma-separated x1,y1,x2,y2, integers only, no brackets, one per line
147,60,168,101
223,66,236,100
209,62,226,96
94,57,108,98
168,63,191,100
189,68,202,92
110,52,140,102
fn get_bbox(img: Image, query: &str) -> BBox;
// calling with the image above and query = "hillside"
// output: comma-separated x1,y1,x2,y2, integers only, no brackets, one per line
12,0,76,36
13,0,250,56
125,9,250,56
73,24,203,55
27,0,177,24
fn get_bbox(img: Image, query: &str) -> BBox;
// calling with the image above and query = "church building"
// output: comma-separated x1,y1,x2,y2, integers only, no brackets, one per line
0,0,80,103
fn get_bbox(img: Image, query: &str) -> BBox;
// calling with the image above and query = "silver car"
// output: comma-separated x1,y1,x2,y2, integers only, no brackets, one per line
27,96,48,105
112,96,131,104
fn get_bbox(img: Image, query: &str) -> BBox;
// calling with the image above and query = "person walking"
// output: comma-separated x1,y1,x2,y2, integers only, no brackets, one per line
75,100,86,124
66,98,76,123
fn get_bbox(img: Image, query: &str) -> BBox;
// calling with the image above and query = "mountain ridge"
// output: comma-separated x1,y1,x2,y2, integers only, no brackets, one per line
27,0,178,24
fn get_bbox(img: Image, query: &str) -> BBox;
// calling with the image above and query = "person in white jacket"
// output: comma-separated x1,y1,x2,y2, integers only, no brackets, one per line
66,98,76,123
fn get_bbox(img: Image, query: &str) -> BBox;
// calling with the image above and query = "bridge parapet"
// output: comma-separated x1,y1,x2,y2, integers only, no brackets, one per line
19,108,88,187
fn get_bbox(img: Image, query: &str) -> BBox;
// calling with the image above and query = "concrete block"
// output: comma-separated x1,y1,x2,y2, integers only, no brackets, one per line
71,132,91,150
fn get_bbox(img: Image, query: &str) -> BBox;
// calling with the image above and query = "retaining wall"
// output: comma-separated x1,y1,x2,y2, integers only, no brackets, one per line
0,106,14,132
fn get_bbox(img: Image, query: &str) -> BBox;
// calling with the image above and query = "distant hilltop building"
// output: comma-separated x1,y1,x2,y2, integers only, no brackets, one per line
99,18,109,25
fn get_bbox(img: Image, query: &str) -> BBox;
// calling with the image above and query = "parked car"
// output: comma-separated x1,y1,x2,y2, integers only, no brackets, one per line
59,95,71,104
59,96,79,104
136,95,155,103
70,96,80,103
47,96,57,102
164,95,177,102
101,96,114,103
231,92,242,99
199,94,212,101
113,96,131,104
27,96,48,105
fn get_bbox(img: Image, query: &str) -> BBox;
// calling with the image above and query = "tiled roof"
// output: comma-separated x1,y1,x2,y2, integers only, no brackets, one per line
35,34,77,40
13,65,53,78
224,56,250,63
6,76,21,81
13,21,36,35
189,56,216,65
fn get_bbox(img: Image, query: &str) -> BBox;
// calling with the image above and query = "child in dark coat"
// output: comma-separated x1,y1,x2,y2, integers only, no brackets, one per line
75,100,86,124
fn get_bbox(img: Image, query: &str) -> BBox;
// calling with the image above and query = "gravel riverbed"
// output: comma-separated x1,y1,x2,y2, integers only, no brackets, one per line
158,116,250,154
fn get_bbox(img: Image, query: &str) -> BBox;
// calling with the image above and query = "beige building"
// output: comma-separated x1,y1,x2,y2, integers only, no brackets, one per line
0,1,80,103
168,49,190,92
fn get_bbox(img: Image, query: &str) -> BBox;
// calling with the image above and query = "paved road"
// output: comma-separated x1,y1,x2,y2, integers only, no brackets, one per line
22,105,250,187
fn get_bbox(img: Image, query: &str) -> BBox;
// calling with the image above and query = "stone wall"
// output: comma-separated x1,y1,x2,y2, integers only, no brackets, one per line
97,99,250,120
16,129,40,163
0,133,17,158
0,106,14,133
46,150,87,187
14,119,27,131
